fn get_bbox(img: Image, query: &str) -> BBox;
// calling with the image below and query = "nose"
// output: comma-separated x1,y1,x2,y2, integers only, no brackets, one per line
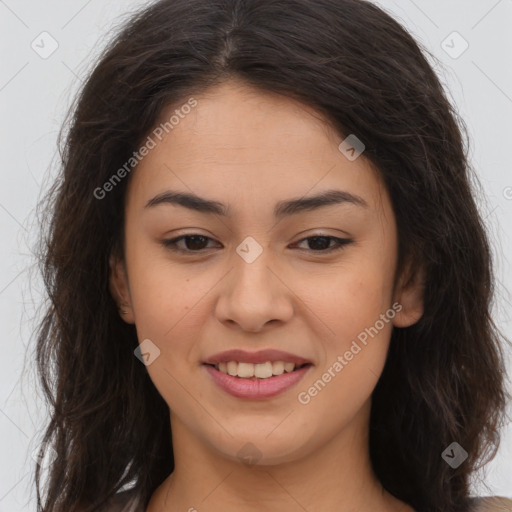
214,246,294,333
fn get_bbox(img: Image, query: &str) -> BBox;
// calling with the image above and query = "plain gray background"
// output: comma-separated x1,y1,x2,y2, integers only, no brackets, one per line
0,0,511,510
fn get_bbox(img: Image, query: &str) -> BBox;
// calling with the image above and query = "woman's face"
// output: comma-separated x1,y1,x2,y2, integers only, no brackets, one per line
110,79,423,465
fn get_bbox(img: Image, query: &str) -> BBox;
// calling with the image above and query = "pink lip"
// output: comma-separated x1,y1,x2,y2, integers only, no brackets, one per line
203,349,311,366
203,364,312,399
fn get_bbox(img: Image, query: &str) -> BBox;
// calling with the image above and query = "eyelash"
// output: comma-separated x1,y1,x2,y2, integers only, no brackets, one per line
161,234,353,255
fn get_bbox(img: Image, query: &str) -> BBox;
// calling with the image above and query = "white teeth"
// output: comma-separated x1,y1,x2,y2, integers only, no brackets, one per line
237,362,255,378
214,360,304,379
227,361,238,376
284,362,295,373
254,362,273,378
272,361,284,375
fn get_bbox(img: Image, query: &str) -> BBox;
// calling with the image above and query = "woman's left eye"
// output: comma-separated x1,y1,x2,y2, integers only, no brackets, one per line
293,235,353,253
161,234,353,254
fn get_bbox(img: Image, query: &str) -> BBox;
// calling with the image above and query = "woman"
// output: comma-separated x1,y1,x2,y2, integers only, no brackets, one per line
33,0,511,511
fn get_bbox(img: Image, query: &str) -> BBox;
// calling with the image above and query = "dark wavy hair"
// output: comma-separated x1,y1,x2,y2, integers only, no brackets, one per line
32,0,510,510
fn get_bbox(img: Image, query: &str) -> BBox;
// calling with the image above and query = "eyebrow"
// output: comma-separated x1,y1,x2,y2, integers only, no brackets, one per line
144,189,368,217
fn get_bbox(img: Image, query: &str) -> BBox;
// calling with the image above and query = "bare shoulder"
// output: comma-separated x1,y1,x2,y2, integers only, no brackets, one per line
470,497,512,511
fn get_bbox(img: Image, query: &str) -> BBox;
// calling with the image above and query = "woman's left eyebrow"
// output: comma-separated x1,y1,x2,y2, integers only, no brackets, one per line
144,188,368,218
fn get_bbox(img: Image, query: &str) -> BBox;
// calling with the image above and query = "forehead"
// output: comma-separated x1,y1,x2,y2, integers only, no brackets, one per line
127,79,387,216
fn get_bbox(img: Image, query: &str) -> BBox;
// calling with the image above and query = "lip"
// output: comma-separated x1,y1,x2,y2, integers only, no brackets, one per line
204,363,312,399
202,349,312,366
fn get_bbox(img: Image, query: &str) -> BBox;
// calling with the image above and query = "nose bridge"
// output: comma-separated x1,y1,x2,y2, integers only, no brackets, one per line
231,236,275,297
214,235,293,330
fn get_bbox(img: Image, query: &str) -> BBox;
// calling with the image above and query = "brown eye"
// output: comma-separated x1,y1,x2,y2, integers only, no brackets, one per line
293,236,353,253
162,235,218,252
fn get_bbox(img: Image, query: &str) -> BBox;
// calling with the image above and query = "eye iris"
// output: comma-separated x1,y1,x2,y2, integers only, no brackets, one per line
308,236,331,251
186,235,208,250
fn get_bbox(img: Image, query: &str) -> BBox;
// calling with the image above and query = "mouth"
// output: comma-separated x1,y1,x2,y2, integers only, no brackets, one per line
202,349,313,398
202,357,313,399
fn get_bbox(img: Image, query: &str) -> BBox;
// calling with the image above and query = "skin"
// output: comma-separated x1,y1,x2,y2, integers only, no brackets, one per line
109,79,424,512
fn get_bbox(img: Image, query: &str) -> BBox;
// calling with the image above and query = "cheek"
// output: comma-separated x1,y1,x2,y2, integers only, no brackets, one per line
299,258,394,340
296,276,395,429
125,252,211,410
126,243,224,365
295,252,396,390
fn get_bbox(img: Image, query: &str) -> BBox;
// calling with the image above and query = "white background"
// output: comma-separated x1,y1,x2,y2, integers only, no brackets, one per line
0,0,511,510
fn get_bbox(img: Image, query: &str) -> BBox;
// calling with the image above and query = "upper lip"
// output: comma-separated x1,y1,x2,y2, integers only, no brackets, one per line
203,349,312,366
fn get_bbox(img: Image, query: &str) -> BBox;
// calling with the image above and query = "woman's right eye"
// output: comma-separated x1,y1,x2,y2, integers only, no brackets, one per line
161,235,220,253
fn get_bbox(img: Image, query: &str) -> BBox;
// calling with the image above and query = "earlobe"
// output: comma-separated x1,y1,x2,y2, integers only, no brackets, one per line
108,253,135,323
391,263,425,328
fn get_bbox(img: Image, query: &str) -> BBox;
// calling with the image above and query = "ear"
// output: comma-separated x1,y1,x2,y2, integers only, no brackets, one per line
391,261,425,328
108,252,135,324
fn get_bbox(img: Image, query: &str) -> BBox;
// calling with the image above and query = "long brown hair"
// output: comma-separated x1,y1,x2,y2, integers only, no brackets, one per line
33,0,510,510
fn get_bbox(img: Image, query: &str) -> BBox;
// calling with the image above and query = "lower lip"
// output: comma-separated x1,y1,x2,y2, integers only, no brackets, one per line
203,364,312,399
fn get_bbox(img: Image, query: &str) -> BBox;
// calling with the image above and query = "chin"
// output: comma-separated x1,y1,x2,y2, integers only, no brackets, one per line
208,431,314,467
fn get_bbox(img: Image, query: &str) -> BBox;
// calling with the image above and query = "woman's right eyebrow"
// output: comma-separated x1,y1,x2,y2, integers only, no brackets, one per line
144,189,369,218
